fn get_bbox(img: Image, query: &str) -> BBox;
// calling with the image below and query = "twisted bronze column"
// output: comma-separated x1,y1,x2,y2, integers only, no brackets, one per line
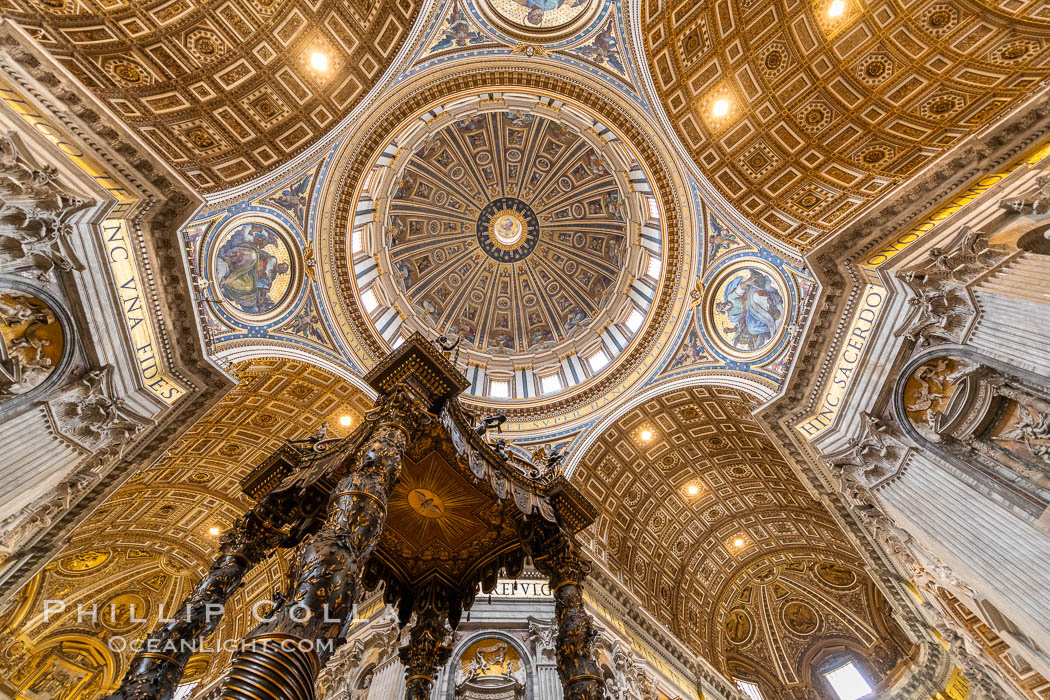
399,583,457,700
223,388,419,700
519,517,607,700
104,504,287,700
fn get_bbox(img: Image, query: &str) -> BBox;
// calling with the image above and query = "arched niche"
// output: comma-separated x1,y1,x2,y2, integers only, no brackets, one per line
726,655,786,699
1016,223,1050,256
593,644,619,699
0,275,76,419
865,581,917,674
354,660,378,697
589,634,656,700
892,345,1050,510
0,633,117,699
444,631,533,700
802,637,881,700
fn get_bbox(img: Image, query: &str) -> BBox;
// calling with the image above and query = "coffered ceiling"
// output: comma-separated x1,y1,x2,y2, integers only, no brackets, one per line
5,0,422,191
572,386,912,692
0,358,372,696
641,0,1050,248
386,110,629,357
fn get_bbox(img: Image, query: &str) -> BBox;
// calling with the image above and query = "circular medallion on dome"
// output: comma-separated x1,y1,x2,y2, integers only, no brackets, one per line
101,592,149,631
703,260,788,360
478,0,601,39
782,601,820,636
815,562,858,588
477,198,540,262
59,549,111,574
209,218,300,322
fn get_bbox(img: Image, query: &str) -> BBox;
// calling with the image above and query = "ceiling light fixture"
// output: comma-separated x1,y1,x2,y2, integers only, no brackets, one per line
687,484,700,496
732,537,746,548
640,429,653,441
209,526,221,536
828,0,846,17
339,415,352,427
712,99,730,118
310,51,329,71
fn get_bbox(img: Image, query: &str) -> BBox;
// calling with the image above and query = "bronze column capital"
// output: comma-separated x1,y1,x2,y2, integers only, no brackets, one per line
398,582,459,700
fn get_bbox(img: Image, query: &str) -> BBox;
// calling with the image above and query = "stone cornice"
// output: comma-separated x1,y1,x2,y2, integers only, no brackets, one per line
0,24,231,604
751,87,1050,700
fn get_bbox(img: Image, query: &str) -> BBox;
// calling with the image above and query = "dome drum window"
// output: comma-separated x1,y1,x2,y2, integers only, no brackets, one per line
735,680,764,700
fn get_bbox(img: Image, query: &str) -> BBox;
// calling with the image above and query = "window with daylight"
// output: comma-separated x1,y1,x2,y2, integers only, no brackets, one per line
489,379,510,399
587,349,609,373
825,661,873,700
625,308,645,333
646,195,660,220
360,287,379,314
351,228,363,253
361,169,376,192
735,680,763,700
646,254,662,280
540,373,563,394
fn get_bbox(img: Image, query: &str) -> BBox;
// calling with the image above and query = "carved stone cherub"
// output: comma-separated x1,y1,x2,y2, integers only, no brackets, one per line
1001,174,1050,216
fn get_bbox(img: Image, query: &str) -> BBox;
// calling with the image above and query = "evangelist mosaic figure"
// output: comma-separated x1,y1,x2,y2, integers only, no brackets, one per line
715,268,784,352
215,223,290,315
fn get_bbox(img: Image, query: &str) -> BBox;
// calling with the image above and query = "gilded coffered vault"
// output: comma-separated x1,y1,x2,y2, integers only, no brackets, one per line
639,0,1050,247
4,0,424,190
2,0,1049,697
0,358,372,697
571,386,916,695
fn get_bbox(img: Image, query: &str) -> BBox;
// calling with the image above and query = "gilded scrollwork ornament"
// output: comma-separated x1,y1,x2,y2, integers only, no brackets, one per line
528,616,557,660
